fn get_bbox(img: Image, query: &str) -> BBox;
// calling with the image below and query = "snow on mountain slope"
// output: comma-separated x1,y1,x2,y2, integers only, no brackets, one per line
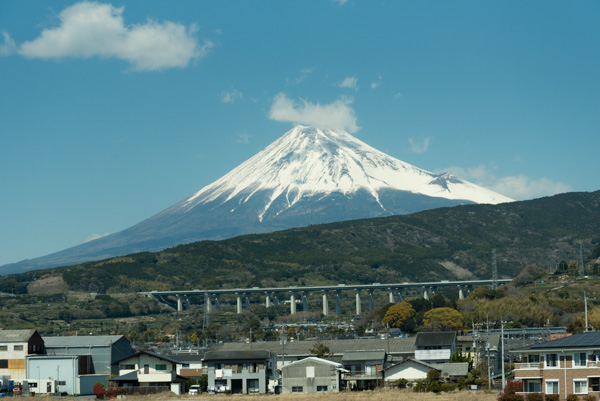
182,125,512,221
0,125,513,274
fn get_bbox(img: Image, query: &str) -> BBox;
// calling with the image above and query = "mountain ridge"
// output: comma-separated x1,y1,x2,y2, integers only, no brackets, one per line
1,125,513,275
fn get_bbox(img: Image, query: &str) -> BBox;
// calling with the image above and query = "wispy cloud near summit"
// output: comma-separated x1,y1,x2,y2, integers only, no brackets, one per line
269,93,360,133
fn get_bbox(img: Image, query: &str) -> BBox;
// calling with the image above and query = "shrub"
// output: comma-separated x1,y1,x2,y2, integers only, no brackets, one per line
497,394,524,401
566,395,579,401
525,393,543,401
583,395,598,401
93,382,105,399
545,395,559,401
393,378,408,388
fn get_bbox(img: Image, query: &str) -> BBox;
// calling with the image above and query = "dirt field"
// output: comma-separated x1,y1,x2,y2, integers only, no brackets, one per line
111,389,499,401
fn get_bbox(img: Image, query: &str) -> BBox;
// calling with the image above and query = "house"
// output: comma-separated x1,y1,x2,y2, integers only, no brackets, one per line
0,329,45,383
203,350,277,394
173,354,204,378
382,358,469,385
25,354,107,395
110,350,186,395
382,358,440,384
342,350,386,390
216,337,416,368
514,331,600,400
43,335,132,375
457,334,501,374
281,357,347,394
414,332,457,364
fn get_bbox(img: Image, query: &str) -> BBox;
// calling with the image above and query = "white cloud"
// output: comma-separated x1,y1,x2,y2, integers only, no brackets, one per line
333,0,348,4
439,164,572,201
237,132,251,144
16,1,211,71
0,31,17,56
338,76,358,90
269,93,360,133
221,88,243,104
370,74,382,89
287,67,315,85
408,137,430,154
85,232,110,242
393,92,403,100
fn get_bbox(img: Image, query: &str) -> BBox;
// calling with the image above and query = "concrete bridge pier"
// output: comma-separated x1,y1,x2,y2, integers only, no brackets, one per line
302,292,309,313
423,286,430,300
368,289,374,312
213,296,220,309
388,288,396,304
355,289,362,316
290,292,296,315
335,290,342,317
458,286,465,300
265,292,271,308
205,294,212,313
177,294,183,312
322,290,329,316
236,292,243,314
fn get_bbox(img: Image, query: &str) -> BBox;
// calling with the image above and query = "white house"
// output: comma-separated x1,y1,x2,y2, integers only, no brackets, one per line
281,357,347,394
110,350,186,395
0,329,45,384
382,358,439,384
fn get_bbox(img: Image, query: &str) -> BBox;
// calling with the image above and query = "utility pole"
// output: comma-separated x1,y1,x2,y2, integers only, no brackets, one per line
500,317,512,391
585,291,596,332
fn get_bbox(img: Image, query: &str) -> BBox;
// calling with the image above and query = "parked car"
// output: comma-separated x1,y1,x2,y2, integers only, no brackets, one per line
188,385,200,395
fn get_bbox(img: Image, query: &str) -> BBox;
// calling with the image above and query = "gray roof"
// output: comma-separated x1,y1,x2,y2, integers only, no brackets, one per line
204,350,273,362
382,358,439,372
43,335,125,348
217,337,416,357
113,350,180,365
520,332,600,351
415,332,456,347
432,362,469,377
0,329,38,342
342,350,386,362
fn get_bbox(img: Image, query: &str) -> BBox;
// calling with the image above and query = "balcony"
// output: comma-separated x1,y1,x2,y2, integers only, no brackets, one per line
516,362,542,370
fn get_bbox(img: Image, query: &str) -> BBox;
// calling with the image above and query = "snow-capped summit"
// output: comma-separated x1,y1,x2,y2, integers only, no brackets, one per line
0,125,513,274
182,125,511,219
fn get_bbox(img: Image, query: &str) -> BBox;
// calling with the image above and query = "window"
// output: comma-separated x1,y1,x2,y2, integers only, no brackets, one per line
291,386,303,393
574,379,588,394
121,364,135,370
590,377,600,392
317,385,328,392
57,381,66,386
526,380,541,393
0,360,7,369
13,345,23,351
545,381,559,394
155,364,167,371
545,354,559,368
0,346,7,351
573,352,587,367
306,366,315,378
528,355,540,363
28,383,37,389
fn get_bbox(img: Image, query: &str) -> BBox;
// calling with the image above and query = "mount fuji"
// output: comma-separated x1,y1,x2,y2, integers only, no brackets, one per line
1,125,513,274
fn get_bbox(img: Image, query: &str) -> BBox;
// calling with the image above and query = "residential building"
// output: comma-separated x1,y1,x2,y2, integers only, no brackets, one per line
342,350,386,390
382,358,469,385
0,329,45,383
514,331,600,400
281,357,347,394
414,332,457,364
43,335,131,375
110,350,186,395
25,354,106,395
457,334,501,374
203,350,277,394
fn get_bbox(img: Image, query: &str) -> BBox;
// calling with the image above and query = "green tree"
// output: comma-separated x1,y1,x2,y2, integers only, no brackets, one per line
423,307,464,331
310,340,331,358
382,301,415,328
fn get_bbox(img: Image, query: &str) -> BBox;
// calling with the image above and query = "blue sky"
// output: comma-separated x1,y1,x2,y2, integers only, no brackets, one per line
1,1,599,267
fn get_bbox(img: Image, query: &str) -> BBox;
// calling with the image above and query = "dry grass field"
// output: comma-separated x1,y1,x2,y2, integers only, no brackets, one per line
108,389,499,401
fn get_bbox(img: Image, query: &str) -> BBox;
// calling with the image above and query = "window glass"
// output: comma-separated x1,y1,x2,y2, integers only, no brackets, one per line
574,379,588,394
574,353,587,367
546,381,559,394
545,354,559,367
13,345,23,351
155,364,167,371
